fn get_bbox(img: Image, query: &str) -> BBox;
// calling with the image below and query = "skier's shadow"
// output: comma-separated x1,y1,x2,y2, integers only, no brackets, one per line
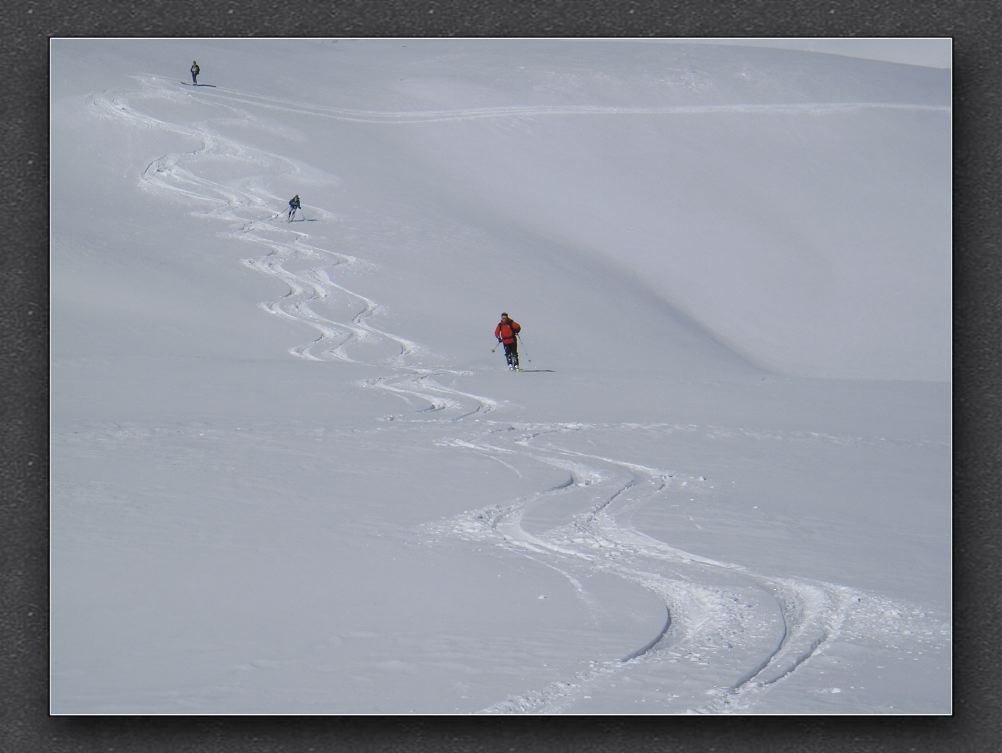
182,82,217,87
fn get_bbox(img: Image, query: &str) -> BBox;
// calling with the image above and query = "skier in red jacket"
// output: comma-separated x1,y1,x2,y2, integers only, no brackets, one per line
495,312,522,370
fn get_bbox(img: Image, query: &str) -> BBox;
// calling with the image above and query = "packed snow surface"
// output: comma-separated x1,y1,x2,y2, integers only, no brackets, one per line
50,39,951,714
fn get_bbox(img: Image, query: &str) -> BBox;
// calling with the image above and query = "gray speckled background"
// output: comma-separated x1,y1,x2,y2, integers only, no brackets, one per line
4,2,994,751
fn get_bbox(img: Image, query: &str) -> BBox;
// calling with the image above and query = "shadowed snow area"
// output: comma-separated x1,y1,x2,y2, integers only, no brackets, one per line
51,39,950,714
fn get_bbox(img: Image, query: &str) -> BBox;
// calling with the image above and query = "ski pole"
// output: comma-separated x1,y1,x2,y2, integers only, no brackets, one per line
517,333,530,364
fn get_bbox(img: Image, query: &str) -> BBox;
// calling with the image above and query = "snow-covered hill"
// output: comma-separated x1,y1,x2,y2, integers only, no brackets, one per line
50,38,951,714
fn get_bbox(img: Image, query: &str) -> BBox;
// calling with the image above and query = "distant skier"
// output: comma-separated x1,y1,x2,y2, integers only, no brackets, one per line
190,60,200,85
288,194,301,221
495,312,522,370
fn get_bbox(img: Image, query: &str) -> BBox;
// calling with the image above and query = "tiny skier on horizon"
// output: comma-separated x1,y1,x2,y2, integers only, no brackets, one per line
495,312,522,371
288,194,301,221
190,61,200,85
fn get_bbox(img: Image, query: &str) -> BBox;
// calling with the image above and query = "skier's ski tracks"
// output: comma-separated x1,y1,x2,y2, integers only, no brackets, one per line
428,422,935,713
97,74,499,420
192,82,950,124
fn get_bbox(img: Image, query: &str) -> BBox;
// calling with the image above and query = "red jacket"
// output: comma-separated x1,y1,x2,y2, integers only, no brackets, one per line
495,319,521,344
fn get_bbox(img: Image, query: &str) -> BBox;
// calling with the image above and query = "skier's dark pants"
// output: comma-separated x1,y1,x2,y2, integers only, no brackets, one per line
191,72,198,85
503,341,519,368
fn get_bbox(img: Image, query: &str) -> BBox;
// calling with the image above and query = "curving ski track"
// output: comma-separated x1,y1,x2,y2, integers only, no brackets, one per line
94,74,945,714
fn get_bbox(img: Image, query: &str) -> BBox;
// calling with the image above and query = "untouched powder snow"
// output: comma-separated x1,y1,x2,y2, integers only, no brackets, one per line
50,39,951,714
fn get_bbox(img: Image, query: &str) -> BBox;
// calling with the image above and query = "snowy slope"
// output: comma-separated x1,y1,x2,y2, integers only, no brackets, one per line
50,39,951,714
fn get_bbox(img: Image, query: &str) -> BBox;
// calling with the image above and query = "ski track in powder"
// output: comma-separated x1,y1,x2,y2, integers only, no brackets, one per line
92,74,947,714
